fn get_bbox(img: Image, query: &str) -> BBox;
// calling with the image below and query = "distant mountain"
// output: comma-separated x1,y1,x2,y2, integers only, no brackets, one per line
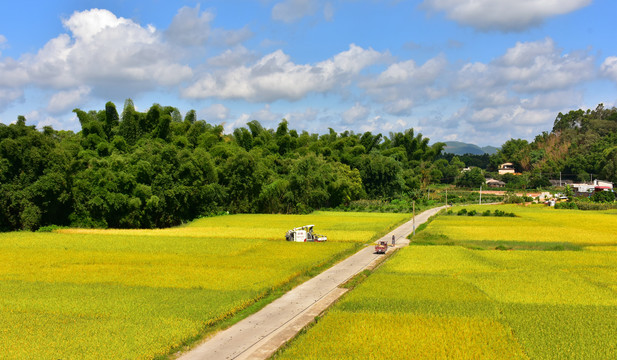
442,141,499,155
481,146,499,155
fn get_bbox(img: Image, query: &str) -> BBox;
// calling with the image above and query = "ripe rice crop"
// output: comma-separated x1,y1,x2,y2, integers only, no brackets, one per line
0,211,407,359
277,311,528,360
276,206,617,360
415,204,617,248
58,211,407,243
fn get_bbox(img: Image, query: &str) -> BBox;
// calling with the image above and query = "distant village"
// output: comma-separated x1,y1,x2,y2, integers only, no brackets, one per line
479,162,615,205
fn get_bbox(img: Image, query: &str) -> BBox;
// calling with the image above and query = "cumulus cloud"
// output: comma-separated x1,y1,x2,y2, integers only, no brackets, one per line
439,38,595,144
199,103,230,122
455,38,595,97
272,0,319,23
0,34,6,55
0,8,200,111
601,57,617,83
207,46,258,68
27,9,192,93
324,2,335,21
342,103,370,124
284,107,319,127
210,26,253,47
183,44,387,102
360,55,448,115
46,86,92,114
422,0,591,32
0,88,24,112
165,5,214,46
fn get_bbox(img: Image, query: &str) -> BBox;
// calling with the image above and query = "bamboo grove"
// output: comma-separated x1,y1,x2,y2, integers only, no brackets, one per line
0,100,448,231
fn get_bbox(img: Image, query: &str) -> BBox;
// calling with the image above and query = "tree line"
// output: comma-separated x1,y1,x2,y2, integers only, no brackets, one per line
2,100,477,231
488,104,617,186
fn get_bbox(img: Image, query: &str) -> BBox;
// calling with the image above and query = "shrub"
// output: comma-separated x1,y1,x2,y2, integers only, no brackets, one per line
482,210,491,216
457,209,467,216
590,191,615,203
36,225,68,232
467,210,477,216
555,202,578,210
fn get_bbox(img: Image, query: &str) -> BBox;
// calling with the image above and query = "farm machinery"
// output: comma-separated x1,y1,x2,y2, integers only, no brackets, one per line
374,240,388,254
285,225,327,242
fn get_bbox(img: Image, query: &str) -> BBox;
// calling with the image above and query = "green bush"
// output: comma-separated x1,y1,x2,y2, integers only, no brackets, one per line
590,191,615,203
36,225,68,232
555,201,578,210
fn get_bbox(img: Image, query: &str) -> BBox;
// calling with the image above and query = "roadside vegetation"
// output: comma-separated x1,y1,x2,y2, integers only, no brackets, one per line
274,205,617,359
0,212,408,359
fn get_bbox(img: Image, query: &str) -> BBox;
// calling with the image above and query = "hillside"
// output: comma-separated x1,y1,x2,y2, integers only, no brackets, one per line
443,141,498,155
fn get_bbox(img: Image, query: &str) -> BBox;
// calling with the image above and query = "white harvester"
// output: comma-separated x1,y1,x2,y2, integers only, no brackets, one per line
285,225,327,242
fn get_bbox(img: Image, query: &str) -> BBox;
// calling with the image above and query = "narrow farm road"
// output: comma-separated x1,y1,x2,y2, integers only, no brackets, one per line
176,206,446,360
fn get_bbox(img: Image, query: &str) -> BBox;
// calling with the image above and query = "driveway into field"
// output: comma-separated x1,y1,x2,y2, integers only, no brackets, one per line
177,206,446,360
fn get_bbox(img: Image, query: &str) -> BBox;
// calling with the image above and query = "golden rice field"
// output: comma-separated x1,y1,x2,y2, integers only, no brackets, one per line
418,204,617,248
0,211,408,359
276,205,617,360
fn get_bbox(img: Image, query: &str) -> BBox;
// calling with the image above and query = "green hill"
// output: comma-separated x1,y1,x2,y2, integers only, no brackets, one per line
443,141,498,155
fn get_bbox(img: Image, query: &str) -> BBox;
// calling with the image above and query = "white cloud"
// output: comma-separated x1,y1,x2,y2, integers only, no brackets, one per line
199,103,230,122
272,0,319,23
25,110,68,130
456,38,595,96
437,39,596,144
207,46,258,68
0,88,23,112
283,107,319,127
210,26,253,47
0,58,29,87
360,55,448,115
324,2,335,21
63,8,134,42
183,44,386,102
46,86,91,114
0,34,6,55
0,8,193,106
342,103,370,124
422,0,591,32
252,104,283,123
225,113,250,133
601,56,617,83
165,5,213,46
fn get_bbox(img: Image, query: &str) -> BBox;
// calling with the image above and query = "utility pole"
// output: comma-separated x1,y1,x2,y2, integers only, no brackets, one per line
479,185,482,205
445,189,448,208
560,172,562,187
412,201,416,237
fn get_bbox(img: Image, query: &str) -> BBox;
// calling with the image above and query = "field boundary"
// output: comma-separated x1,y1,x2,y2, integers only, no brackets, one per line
176,206,446,360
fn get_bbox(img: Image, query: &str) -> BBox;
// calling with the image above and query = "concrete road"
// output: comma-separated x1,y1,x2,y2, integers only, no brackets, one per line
177,206,446,360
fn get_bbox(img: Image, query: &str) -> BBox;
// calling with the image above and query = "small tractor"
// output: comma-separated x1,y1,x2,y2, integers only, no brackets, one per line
285,225,327,242
374,240,388,254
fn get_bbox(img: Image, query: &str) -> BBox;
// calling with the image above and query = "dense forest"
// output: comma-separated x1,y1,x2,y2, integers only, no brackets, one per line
3,101,616,231
0,100,463,231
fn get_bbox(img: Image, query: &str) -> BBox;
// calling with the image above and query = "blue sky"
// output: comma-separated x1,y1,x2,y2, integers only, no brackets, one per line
1,0,616,146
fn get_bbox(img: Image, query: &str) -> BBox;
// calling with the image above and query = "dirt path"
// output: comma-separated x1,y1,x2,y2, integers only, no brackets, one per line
176,206,446,360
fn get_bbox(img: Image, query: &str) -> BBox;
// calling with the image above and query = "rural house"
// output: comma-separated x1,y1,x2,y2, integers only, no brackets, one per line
498,162,516,175
486,178,506,188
